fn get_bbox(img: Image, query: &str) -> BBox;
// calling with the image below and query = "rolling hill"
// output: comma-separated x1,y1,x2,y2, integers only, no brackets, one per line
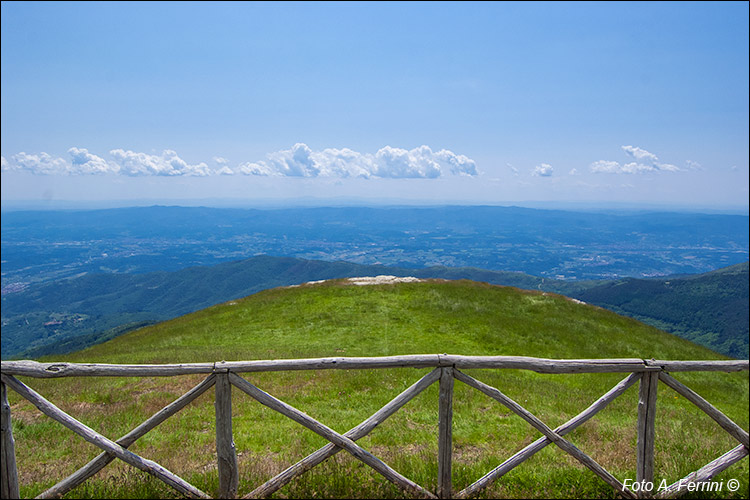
0,256,583,359
4,278,747,499
2,257,748,360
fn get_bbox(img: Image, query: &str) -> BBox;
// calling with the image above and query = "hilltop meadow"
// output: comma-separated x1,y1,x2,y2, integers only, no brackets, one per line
5,279,748,499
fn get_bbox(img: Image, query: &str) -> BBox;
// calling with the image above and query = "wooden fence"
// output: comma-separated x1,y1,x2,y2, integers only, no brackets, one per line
1,355,748,499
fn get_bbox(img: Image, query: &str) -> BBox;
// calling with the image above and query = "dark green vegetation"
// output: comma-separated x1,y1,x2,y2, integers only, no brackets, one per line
6,280,748,499
2,257,748,360
574,262,749,359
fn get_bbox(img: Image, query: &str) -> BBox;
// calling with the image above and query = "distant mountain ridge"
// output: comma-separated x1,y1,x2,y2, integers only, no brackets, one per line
1,256,747,359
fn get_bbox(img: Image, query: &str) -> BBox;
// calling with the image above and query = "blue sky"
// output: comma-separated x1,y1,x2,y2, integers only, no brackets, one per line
1,1,748,210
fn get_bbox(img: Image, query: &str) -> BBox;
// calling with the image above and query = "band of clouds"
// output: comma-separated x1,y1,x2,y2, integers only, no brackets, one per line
590,145,680,174
1,143,695,179
238,144,478,179
1,144,478,179
509,145,683,180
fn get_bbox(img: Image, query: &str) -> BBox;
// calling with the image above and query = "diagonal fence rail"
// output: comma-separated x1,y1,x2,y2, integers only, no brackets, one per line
1,355,748,499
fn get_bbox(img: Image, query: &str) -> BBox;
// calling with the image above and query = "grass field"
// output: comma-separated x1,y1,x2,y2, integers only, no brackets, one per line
5,279,748,498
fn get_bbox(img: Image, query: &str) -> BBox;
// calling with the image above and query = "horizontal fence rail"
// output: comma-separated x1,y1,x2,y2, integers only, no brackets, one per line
1,355,748,499
4,356,749,378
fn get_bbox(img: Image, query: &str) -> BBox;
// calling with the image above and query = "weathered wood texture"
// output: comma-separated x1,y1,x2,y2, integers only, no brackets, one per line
636,371,659,491
222,355,441,373
2,382,20,500
453,370,637,499
437,367,454,499
656,444,749,499
0,374,210,500
658,372,749,448
3,356,745,378
37,374,216,499
215,373,239,499
439,356,657,373
1,356,748,500
455,371,643,499
1,360,216,378
646,359,749,372
246,368,441,499
0,357,439,378
228,372,437,499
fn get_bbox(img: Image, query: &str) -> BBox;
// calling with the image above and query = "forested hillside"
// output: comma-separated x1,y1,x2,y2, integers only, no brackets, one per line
573,262,749,358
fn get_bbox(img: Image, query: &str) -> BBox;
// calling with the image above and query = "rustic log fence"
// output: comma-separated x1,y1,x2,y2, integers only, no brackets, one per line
1,355,748,499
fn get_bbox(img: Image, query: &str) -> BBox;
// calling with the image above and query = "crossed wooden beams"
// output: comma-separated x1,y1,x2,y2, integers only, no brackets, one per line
1,358,749,499
2,372,216,499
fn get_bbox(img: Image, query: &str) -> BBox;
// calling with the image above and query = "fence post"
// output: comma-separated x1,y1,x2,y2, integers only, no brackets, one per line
1,381,20,499
637,371,658,497
215,371,239,499
438,366,454,499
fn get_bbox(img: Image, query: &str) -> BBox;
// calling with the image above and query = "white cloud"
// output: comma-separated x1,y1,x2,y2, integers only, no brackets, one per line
590,146,682,174
212,157,235,175
316,147,377,178
109,149,211,177
589,160,622,173
532,163,553,177
686,160,703,170
5,149,116,175
236,143,478,179
622,162,659,173
621,145,659,163
4,149,213,176
433,148,478,176
237,143,319,177
10,152,70,175
375,146,441,178
236,161,275,176
268,143,317,177
590,160,663,174
569,168,579,175
655,162,680,172
215,166,235,175
68,147,115,174
0,156,8,171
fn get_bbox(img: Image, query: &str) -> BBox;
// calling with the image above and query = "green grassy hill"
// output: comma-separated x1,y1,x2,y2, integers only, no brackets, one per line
5,279,748,499
5,256,749,360
3,256,557,360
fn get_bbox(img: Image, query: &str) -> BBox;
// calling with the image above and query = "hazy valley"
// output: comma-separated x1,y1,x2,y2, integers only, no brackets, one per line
1,205,748,360
3,205,748,289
